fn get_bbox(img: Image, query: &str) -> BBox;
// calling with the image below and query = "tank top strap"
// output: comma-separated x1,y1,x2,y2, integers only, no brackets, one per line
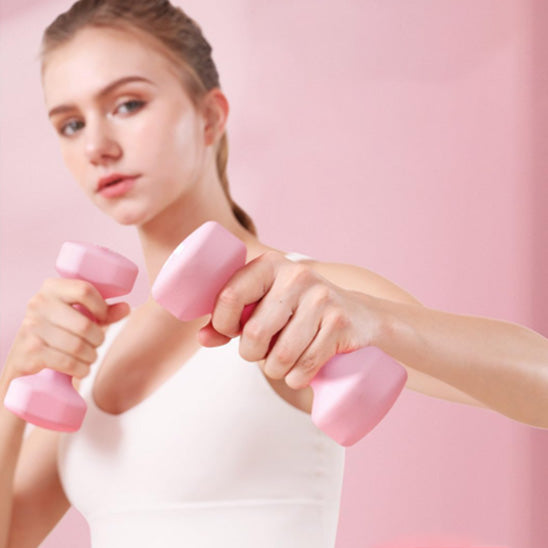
284,251,313,263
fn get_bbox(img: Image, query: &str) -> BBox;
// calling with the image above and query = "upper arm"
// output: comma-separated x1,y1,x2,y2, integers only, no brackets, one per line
305,259,489,409
8,423,72,547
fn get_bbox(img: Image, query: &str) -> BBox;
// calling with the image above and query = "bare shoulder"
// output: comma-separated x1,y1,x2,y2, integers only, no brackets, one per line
269,243,422,305
296,256,424,306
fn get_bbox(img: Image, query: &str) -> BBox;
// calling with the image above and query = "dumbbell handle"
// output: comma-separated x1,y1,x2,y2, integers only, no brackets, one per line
152,221,407,446
239,301,407,446
3,242,137,432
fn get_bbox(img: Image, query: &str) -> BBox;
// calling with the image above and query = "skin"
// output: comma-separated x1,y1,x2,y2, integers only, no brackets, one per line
42,26,270,282
41,25,376,398
39,25,548,425
3,17,546,548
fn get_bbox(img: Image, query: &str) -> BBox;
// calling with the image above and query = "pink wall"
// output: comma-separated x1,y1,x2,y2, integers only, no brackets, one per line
1,1,546,547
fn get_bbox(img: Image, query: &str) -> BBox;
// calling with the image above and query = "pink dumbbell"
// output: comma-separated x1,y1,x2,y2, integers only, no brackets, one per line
4,242,138,432
152,221,407,446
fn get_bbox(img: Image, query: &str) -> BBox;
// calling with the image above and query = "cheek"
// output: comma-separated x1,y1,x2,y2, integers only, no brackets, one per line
60,144,87,186
170,111,200,152
137,105,202,175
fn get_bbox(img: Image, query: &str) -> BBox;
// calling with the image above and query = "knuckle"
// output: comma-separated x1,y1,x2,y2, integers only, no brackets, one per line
298,355,318,374
75,280,95,300
26,333,45,354
273,344,293,367
27,292,46,312
289,263,313,285
310,284,333,307
327,308,350,331
243,320,265,342
218,285,241,307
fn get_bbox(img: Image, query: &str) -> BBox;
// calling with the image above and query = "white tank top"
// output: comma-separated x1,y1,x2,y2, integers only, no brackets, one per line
57,252,346,548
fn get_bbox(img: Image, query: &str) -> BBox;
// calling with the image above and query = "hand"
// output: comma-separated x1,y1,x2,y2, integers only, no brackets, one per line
2,278,130,383
197,251,381,389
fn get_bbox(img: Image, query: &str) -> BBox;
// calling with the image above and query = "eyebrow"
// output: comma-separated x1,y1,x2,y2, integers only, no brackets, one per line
47,75,156,118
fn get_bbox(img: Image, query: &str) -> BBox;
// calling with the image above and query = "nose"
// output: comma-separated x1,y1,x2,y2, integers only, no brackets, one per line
84,116,122,165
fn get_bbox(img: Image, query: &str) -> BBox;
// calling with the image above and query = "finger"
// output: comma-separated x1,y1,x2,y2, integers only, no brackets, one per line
197,321,232,347
105,302,131,324
24,340,93,379
261,296,321,380
284,313,342,390
45,278,110,324
211,252,279,338
239,294,296,363
30,320,99,365
239,262,316,362
44,345,92,379
37,295,106,347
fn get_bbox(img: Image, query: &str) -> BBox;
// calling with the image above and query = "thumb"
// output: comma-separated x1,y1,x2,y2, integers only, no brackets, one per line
197,321,232,347
104,301,131,325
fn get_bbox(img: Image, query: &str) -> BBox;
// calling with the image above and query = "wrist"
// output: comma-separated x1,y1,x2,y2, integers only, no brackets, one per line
0,367,18,402
348,290,396,350
364,294,416,358
367,294,395,350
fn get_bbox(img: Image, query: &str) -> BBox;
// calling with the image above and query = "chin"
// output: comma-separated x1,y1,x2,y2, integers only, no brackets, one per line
95,201,149,226
105,209,146,226
116,217,140,226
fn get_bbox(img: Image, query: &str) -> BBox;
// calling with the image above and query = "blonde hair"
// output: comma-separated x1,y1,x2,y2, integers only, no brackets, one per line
40,0,257,236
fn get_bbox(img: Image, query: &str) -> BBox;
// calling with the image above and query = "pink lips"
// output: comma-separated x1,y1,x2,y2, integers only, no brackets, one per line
97,173,140,198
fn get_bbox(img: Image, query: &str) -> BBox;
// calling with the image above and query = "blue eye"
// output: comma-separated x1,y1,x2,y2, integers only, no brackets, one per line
60,120,84,137
57,100,146,138
116,99,145,114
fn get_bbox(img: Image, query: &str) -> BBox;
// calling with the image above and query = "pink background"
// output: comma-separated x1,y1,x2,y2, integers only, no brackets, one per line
1,1,547,547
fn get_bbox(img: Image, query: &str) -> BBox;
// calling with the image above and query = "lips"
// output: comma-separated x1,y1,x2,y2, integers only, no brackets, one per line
97,173,139,192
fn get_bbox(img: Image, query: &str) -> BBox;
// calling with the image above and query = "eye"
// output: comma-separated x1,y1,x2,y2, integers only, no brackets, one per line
56,99,146,138
59,119,84,137
115,99,145,115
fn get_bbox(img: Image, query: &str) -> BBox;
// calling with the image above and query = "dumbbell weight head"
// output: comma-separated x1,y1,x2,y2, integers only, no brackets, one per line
152,221,407,446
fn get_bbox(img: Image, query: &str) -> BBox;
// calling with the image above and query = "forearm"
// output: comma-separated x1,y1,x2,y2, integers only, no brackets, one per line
369,296,548,428
0,371,26,548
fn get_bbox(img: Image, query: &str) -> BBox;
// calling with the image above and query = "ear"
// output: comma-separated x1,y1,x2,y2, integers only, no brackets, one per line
200,88,229,146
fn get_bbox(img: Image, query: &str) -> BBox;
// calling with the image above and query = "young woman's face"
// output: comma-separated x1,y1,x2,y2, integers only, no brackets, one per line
42,26,210,226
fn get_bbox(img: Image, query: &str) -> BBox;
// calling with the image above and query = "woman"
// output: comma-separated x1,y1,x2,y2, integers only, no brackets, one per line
0,1,547,547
